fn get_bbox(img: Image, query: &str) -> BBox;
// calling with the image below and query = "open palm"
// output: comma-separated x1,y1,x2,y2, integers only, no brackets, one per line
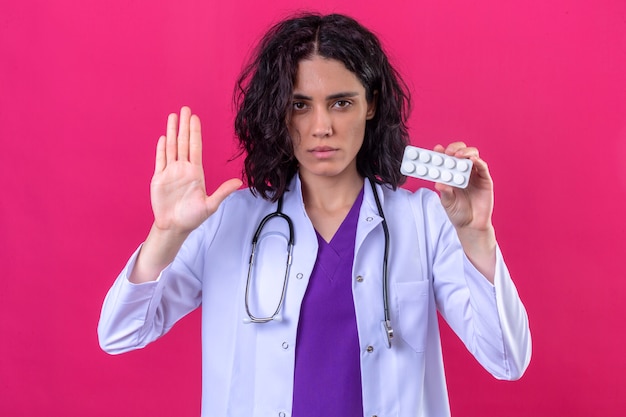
151,107,241,234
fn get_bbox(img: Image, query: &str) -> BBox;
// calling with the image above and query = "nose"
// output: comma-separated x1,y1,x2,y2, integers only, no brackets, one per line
312,108,333,138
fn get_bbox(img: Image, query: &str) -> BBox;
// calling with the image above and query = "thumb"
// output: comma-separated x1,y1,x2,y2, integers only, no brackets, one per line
205,178,243,213
435,182,456,210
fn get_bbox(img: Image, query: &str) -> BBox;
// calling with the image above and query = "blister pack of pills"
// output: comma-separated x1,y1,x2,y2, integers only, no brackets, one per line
400,145,473,189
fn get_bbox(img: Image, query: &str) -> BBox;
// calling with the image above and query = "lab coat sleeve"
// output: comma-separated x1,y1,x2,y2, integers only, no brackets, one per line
97,210,221,354
424,192,531,380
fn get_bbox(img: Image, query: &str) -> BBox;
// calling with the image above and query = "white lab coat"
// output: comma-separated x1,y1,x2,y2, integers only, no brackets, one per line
98,175,531,417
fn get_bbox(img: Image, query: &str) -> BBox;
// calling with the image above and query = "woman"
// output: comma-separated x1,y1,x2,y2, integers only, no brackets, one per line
98,13,531,417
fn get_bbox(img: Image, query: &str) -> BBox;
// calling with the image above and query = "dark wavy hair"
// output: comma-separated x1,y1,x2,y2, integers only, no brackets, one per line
234,12,411,201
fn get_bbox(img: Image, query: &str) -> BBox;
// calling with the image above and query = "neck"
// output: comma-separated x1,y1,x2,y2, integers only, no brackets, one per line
300,173,364,212
299,172,365,243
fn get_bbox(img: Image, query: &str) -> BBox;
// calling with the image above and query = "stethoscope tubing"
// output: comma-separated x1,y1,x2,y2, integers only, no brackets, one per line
368,178,394,347
244,177,394,347
245,198,294,323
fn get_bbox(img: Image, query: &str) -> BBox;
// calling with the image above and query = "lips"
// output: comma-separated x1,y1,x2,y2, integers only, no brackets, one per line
310,146,338,158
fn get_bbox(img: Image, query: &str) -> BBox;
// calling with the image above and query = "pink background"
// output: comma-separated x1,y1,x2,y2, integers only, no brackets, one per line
1,0,625,415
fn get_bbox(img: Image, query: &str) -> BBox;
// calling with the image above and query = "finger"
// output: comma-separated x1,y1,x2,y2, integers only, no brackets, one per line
444,141,479,159
166,112,178,163
442,141,467,155
155,135,166,174
433,144,445,153
441,141,476,157
178,106,191,161
469,156,492,181
454,146,479,159
205,178,243,214
189,114,202,166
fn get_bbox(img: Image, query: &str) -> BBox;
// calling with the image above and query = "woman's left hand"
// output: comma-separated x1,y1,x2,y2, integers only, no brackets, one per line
433,142,494,232
434,142,497,282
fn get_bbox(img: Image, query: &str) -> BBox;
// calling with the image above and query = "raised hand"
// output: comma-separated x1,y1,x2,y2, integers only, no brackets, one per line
151,106,242,234
129,107,242,283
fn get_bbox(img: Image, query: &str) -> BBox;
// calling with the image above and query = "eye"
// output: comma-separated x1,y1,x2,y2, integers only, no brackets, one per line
333,100,352,109
292,101,307,111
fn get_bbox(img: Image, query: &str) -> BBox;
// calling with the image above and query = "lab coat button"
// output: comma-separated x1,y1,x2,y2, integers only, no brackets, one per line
356,275,364,282
282,342,289,349
366,216,374,222
278,412,286,417
296,273,303,280
366,345,374,353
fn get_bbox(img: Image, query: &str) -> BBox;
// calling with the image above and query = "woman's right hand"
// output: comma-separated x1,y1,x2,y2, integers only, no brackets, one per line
151,106,242,235
129,107,241,283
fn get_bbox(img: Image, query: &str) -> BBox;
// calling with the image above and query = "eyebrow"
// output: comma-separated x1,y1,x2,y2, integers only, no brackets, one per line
293,91,360,101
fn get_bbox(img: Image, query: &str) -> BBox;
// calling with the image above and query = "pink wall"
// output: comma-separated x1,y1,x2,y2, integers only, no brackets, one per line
1,0,625,415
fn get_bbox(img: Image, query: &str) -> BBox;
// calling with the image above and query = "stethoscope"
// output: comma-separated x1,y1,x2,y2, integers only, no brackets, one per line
244,178,394,348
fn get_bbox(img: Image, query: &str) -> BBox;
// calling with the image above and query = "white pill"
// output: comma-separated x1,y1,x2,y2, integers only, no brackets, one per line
444,158,456,169
416,165,428,176
406,148,418,160
441,171,452,182
453,174,465,185
456,160,469,172
419,152,431,163
428,167,440,179
402,162,415,173
432,154,443,166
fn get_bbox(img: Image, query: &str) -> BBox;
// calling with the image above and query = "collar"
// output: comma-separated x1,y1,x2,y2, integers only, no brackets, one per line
283,174,386,213
283,173,386,227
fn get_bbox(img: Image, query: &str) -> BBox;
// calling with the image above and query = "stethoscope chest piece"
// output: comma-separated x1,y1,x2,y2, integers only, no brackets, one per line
382,319,394,349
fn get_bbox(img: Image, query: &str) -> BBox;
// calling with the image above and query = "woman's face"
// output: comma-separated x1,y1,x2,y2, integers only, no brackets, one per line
288,56,376,183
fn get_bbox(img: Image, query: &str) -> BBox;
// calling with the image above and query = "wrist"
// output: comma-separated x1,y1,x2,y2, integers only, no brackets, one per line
128,224,190,283
456,225,497,283
456,224,496,250
150,221,193,241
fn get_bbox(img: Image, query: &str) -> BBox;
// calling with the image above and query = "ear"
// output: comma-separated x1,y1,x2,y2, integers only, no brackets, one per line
366,90,378,120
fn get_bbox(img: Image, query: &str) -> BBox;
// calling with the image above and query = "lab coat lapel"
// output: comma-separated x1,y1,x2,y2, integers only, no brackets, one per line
355,180,385,250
